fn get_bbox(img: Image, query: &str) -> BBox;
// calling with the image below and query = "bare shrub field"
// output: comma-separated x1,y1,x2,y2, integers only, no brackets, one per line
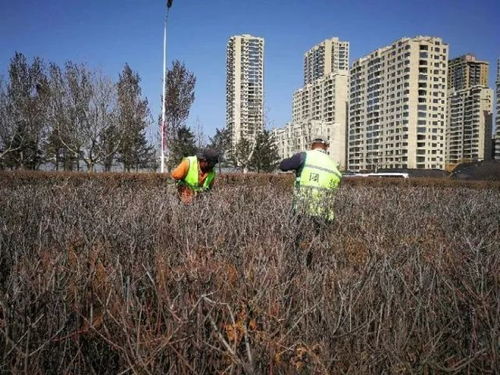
0,173,499,374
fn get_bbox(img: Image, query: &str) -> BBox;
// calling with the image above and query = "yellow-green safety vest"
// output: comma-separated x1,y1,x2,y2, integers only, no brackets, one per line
294,150,342,220
182,156,215,192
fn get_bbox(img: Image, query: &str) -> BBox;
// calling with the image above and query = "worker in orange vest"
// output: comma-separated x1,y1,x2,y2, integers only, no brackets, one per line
171,148,219,204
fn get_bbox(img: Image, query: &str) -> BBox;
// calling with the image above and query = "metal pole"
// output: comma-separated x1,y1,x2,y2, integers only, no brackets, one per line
160,6,170,173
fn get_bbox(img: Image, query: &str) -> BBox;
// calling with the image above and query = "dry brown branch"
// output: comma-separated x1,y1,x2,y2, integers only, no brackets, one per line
0,172,498,373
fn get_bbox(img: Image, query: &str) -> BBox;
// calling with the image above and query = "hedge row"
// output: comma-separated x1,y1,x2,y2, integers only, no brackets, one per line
1,180,498,373
1,170,500,190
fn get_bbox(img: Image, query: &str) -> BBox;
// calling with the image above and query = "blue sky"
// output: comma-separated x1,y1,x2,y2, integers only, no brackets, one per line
1,0,499,140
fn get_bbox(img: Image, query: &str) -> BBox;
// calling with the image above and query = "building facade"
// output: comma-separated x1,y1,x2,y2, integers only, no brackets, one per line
348,36,448,171
446,54,493,165
303,37,349,85
495,59,500,160
446,87,493,164
226,35,264,150
291,72,348,167
293,72,349,124
272,38,349,169
272,120,346,168
448,54,489,91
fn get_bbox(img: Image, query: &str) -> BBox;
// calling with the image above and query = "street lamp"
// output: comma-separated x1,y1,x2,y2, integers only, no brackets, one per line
160,0,174,173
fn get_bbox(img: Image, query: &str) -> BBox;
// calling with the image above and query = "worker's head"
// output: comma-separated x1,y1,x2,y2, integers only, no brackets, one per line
197,148,219,171
310,135,329,151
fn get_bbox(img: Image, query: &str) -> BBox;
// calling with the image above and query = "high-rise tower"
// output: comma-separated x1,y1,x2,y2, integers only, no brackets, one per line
303,37,349,85
446,54,493,165
348,36,449,170
448,54,489,91
272,37,349,169
226,34,264,150
495,59,500,160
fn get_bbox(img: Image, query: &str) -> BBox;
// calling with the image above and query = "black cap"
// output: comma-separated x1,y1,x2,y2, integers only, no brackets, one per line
197,148,219,164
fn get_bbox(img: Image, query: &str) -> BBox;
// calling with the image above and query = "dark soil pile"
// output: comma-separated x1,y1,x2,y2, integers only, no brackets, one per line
378,168,449,178
451,160,500,181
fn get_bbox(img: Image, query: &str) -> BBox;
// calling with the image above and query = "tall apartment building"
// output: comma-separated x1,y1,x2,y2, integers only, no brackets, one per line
446,55,492,165
293,72,349,124
303,37,349,85
272,38,349,169
348,36,448,171
291,72,349,167
495,59,500,160
446,87,493,164
448,54,489,91
272,118,346,168
226,34,264,150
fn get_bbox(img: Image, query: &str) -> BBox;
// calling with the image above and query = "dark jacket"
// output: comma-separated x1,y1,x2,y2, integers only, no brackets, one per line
279,152,307,176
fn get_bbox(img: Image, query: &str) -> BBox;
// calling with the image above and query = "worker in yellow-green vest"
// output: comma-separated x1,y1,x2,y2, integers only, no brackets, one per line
279,135,342,265
171,148,219,204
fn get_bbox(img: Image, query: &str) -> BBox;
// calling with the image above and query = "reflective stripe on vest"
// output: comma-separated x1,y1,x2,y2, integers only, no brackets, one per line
294,150,341,220
183,156,215,192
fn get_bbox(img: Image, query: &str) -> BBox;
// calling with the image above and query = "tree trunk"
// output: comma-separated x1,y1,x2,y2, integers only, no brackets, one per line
87,161,95,172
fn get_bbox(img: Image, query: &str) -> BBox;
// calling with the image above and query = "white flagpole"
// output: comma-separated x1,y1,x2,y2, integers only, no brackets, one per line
160,5,170,173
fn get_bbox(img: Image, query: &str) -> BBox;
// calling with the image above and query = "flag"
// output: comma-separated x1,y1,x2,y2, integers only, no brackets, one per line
167,0,173,8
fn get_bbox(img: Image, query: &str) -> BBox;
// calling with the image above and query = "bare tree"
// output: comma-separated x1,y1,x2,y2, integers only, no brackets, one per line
4,52,50,169
51,63,120,172
232,137,254,173
116,64,153,171
194,116,206,149
0,78,19,167
167,125,198,169
46,63,76,170
54,61,93,171
83,73,119,171
164,60,196,166
209,127,231,172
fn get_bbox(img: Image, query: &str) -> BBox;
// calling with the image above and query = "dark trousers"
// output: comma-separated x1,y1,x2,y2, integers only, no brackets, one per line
292,215,333,268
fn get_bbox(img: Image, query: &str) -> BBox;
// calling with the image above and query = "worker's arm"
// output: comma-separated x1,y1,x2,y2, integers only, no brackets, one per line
170,159,190,180
199,173,215,191
279,152,306,172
